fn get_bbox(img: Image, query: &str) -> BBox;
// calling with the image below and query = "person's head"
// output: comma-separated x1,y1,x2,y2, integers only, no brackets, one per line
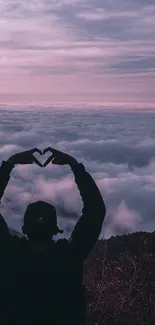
22,201,63,244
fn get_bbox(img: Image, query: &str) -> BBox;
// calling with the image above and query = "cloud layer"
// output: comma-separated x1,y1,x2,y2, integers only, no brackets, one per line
0,108,155,239
0,0,155,103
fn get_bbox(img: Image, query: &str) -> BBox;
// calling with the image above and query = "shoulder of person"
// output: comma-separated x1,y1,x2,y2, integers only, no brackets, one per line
10,235,28,251
55,238,71,253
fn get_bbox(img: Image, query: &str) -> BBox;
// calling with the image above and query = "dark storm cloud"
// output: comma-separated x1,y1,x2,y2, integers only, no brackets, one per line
112,56,155,73
51,1,155,41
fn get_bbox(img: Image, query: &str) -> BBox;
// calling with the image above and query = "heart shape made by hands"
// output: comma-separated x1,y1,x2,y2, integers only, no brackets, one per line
33,150,52,167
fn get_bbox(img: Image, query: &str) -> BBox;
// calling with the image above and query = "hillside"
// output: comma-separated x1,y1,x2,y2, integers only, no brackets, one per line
9,228,155,324
84,230,155,324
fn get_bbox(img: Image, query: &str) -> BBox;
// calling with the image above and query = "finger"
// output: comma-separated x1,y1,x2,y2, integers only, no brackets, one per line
43,154,54,167
43,147,57,155
52,160,59,164
43,147,53,154
33,156,43,167
27,159,34,165
52,158,62,165
31,148,42,155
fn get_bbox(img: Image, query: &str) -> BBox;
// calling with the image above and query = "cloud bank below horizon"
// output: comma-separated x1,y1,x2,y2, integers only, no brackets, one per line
0,108,155,240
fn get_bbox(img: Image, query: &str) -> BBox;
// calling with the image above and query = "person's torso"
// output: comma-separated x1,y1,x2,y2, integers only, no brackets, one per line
0,237,86,323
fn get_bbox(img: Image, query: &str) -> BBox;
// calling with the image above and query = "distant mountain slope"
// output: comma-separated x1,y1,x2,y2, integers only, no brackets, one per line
87,230,155,263
84,230,155,324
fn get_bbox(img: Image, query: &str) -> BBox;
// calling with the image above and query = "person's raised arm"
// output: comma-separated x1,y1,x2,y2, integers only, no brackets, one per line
69,161,106,262
43,147,106,262
0,148,43,240
0,160,15,202
0,148,42,202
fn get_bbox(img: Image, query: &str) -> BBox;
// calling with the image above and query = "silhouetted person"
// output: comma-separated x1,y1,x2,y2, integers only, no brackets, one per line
0,147,106,324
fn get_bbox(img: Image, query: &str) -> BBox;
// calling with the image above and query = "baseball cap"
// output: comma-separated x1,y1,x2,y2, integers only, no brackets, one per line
23,200,63,234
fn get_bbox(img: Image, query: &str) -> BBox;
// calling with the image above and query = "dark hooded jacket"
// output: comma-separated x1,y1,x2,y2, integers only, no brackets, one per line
0,160,106,324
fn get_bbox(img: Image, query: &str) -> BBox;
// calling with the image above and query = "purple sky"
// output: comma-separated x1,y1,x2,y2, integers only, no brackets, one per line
0,0,155,105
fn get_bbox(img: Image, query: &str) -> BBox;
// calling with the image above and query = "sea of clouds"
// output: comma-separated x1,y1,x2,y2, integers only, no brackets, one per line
0,107,155,240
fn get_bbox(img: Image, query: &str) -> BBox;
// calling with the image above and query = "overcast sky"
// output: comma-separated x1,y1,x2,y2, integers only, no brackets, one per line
0,0,155,105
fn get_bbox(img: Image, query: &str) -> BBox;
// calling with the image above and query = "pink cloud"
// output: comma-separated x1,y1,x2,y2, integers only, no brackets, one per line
104,201,142,238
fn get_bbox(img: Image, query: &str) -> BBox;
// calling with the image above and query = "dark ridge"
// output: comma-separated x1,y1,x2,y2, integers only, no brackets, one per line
84,230,155,324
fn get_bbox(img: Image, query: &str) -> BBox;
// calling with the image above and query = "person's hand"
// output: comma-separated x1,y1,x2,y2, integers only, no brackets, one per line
43,147,78,167
7,148,43,167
